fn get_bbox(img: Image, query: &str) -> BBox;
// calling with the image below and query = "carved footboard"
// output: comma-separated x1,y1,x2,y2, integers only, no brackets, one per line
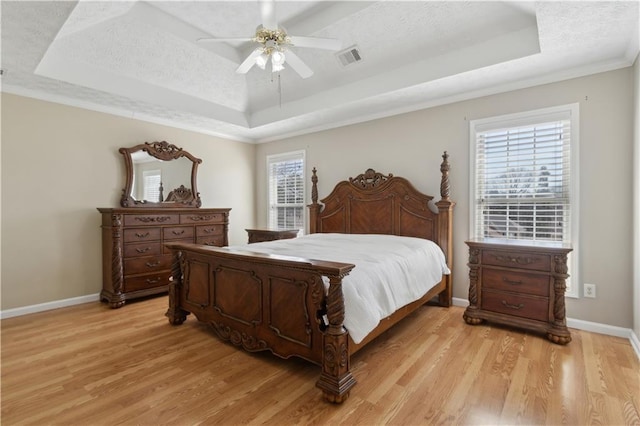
165,242,356,403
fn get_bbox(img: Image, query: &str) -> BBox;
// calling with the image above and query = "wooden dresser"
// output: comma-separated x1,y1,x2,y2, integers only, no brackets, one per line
245,228,298,243
98,207,230,308
463,239,573,344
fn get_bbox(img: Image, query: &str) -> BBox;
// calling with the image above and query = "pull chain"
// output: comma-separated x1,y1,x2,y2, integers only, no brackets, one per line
278,73,282,108
270,72,283,108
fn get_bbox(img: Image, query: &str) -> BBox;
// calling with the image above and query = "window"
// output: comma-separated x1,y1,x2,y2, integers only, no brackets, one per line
143,169,162,202
470,104,579,296
267,151,305,232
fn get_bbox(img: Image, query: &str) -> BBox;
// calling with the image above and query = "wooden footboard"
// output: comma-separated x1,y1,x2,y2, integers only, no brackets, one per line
165,242,357,402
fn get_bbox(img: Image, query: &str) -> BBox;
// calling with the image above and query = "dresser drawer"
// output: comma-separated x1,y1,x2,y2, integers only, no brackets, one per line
196,224,224,237
481,290,549,322
123,227,161,243
124,255,173,276
163,226,195,241
482,268,549,297
124,242,162,258
180,213,224,224
124,272,171,292
163,239,194,254
124,214,179,227
196,235,225,247
481,249,550,271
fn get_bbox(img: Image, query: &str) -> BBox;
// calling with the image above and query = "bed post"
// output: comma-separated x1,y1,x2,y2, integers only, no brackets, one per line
316,272,357,403
165,249,189,325
308,167,320,234
435,151,455,307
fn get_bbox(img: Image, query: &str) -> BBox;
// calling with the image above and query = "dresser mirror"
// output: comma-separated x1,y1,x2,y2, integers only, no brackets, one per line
120,141,202,208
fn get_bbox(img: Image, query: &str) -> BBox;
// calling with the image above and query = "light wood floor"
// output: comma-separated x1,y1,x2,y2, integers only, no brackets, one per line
2,296,639,425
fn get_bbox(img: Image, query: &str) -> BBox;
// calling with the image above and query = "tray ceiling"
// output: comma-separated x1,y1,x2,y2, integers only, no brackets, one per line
2,1,638,142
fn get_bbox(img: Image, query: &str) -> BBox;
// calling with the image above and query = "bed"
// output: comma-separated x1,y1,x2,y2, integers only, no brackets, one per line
165,152,455,403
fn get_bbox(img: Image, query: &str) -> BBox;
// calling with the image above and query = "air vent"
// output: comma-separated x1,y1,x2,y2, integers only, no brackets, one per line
336,46,362,67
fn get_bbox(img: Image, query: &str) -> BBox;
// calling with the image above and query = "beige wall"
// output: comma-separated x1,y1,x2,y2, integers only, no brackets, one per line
1,93,255,310
256,67,635,328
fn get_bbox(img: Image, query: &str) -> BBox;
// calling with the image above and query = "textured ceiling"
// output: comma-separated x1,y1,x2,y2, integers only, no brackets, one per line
2,1,638,143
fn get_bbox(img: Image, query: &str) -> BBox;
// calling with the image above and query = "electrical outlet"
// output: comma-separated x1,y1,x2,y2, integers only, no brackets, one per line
584,283,596,298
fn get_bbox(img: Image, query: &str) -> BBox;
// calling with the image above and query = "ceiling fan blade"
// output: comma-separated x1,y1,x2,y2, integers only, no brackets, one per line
289,36,342,51
284,50,314,79
236,49,263,74
197,37,253,43
259,0,277,29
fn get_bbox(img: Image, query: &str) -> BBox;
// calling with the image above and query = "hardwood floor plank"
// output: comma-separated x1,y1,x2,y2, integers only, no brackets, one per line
2,296,639,425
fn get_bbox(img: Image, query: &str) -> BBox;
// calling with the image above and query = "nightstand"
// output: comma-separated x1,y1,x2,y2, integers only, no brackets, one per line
245,228,299,244
463,239,573,344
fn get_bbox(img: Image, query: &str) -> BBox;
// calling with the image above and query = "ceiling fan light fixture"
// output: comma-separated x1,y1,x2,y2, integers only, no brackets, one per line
271,51,285,66
272,61,285,73
255,52,269,70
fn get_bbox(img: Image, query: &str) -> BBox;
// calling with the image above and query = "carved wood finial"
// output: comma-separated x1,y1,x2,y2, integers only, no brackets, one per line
440,151,450,200
349,168,393,189
311,167,318,204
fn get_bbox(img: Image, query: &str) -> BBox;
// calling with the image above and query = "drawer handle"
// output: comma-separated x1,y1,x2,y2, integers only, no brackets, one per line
134,216,171,223
502,278,523,285
203,227,216,233
145,278,161,284
135,232,150,238
188,215,214,221
172,230,185,235
145,261,161,268
135,247,151,253
492,254,536,265
501,300,525,310
204,242,216,246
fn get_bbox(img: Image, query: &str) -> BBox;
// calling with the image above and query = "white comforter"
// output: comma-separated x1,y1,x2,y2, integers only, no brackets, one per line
226,233,450,344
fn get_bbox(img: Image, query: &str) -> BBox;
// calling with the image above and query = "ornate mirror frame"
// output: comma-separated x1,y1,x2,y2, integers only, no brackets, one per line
120,141,202,208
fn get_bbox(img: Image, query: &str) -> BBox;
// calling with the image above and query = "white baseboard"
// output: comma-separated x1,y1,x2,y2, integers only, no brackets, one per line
565,317,631,338
0,293,100,319
452,297,639,360
452,297,469,307
630,330,640,360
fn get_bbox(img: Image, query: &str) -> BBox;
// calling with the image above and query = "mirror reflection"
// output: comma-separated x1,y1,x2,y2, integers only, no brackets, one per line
119,141,202,208
130,152,193,203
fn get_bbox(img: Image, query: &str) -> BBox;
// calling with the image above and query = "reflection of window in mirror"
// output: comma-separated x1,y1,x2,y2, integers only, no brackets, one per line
143,170,162,202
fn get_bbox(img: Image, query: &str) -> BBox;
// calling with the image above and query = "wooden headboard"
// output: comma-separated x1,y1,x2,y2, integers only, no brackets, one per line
308,152,455,273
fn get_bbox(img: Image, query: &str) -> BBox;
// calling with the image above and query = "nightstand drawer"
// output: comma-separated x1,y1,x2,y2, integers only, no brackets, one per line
481,249,550,271
482,268,549,297
481,290,549,322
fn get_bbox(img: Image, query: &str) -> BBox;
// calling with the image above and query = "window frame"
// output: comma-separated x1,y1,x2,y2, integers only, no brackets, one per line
142,169,162,203
469,104,580,297
266,150,306,233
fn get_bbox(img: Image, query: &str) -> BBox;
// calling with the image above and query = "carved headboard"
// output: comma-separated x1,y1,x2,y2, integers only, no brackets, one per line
308,152,454,265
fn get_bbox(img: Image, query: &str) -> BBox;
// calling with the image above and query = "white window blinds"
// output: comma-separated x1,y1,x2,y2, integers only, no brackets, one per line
474,118,571,242
267,151,305,231
143,170,162,202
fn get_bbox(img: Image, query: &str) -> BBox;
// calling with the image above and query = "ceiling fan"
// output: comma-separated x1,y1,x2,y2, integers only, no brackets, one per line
197,0,342,79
